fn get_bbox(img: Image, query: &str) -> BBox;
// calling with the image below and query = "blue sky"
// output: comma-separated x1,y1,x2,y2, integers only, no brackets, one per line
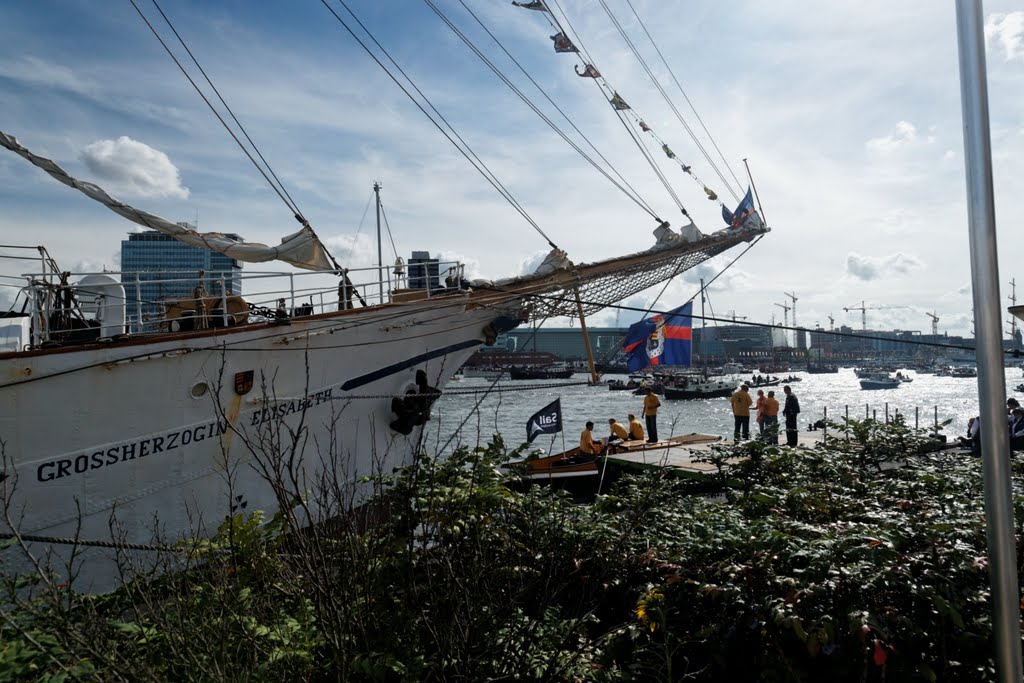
1,1,1022,339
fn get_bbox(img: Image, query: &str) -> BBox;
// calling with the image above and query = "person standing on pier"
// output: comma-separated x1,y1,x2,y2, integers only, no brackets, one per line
763,390,780,444
628,413,645,441
730,384,753,441
754,389,767,437
782,385,800,446
642,388,661,443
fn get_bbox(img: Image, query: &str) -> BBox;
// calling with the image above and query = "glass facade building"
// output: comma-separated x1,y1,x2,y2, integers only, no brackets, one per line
408,251,440,290
120,227,243,326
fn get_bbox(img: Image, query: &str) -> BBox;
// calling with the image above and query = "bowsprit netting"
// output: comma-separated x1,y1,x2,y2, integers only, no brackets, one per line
479,223,766,319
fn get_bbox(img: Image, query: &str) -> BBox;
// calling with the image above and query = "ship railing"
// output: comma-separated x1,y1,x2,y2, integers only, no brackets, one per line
6,259,467,345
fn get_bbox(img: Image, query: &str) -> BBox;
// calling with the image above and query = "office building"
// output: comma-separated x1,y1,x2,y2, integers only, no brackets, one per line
408,251,441,290
120,227,243,325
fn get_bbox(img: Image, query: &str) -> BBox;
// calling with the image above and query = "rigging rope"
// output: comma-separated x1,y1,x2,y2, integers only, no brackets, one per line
621,0,745,195
129,0,344,272
449,0,659,219
530,0,696,215
596,0,741,203
319,0,561,251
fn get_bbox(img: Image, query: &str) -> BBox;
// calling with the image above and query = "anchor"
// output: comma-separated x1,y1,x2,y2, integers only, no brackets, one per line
389,369,442,435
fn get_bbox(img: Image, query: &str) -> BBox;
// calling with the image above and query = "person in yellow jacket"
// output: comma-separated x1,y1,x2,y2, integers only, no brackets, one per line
627,413,645,441
730,384,753,441
763,390,780,444
642,388,661,443
579,421,603,458
608,417,628,446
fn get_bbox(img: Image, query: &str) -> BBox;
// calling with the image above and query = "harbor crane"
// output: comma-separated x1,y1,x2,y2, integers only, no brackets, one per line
774,302,791,346
843,301,909,331
1009,278,1018,340
784,291,799,347
784,291,798,328
827,314,835,331
926,311,939,336
844,301,869,331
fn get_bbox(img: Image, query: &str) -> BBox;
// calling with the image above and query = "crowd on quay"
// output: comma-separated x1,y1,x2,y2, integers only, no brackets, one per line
731,383,800,446
960,397,1024,453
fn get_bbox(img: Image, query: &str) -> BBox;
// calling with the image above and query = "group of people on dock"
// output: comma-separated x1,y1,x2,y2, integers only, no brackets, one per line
731,384,800,446
962,397,1024,453
579,388,662,457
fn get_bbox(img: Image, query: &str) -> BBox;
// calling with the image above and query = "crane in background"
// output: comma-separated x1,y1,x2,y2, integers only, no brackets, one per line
1008,278,1017,340
843,301,909,331
926,311,939,336
844,301,869,330
784,291,799,346
774,302,791,346
827,314,835,331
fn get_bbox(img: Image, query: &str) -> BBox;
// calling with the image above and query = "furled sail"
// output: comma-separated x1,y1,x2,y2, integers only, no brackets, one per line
0,131,334,272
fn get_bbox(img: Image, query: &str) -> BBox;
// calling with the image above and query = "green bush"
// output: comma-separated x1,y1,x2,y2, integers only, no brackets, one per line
2,421,1020,681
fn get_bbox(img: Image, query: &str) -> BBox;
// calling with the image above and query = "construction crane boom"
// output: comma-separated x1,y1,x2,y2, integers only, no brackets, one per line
926,311,939,336
774,302,791,346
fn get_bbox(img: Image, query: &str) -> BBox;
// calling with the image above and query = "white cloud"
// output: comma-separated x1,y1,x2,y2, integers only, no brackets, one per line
986,11,1024,60
0,55,95,96
845,252,923,281
866,121,935,154
322,232,377,271
515,250,551,276
80,137,189,199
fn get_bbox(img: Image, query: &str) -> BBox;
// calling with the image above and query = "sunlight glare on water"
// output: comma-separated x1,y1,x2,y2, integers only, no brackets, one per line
423,366,1024,455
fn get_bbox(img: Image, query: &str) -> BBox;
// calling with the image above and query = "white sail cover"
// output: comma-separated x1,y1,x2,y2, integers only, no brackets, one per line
0,131,335,272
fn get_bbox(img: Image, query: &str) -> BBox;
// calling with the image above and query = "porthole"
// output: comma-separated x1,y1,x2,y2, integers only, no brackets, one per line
190,382,209,399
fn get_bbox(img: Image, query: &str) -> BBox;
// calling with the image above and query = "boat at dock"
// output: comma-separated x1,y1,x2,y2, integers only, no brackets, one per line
0,0,771,588
0,132,765,587
502,434,723,481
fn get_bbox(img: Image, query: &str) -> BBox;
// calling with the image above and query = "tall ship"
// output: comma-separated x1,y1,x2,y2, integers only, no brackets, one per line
0,1,769,587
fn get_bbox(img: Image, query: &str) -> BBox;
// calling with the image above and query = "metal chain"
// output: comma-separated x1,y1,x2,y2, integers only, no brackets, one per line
0,531,180,553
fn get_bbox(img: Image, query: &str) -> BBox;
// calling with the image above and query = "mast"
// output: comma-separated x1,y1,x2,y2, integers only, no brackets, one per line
954,2,1021,680
700,278,707,376
374,181,384,303
573,287,600,385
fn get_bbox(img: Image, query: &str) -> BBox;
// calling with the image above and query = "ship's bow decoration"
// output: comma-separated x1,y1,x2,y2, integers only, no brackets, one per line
390,370,442,435
234,370,254,396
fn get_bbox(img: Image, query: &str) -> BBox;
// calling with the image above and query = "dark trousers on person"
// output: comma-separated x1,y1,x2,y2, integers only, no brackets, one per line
763,416,779,445
785,415,798,446
734,415,750,441
645,414,658,443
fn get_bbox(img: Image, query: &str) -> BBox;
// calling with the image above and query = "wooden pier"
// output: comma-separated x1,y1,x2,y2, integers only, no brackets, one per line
605,431,829,479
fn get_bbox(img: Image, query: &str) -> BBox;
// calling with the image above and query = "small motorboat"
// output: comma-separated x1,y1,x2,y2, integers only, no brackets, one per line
859,375,901,390
607,378,641,391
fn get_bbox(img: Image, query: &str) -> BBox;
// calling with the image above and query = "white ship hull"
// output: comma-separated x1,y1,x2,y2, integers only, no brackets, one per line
1,296,519,588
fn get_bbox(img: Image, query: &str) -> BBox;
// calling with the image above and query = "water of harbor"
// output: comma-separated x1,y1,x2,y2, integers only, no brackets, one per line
423,366,1024,455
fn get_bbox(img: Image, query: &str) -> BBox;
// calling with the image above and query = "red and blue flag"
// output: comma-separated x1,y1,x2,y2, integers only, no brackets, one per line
721,187,756,228
623,302,693,372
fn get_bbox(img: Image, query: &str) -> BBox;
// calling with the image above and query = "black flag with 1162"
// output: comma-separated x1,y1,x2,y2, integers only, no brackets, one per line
526,398,562,443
